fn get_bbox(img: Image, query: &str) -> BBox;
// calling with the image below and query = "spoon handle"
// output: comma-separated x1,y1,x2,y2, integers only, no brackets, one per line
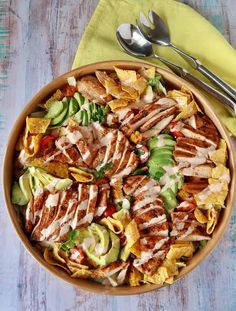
171,44,236,101
153,54,236,115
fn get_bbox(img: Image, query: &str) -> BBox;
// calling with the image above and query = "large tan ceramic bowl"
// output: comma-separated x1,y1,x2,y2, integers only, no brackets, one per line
3,61,236,295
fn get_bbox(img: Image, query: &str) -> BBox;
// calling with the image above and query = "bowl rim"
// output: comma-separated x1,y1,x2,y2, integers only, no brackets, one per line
2,60,236,295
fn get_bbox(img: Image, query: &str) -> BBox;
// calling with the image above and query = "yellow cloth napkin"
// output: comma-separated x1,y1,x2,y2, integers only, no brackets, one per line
72,0,236,135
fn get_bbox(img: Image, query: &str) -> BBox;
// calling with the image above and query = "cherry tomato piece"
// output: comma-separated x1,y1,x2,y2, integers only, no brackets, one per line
103,204,117,218
40,135,56,150
62,85,77,97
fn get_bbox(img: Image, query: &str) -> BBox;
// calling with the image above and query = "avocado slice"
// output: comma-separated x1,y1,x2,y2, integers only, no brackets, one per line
82,110,88,126
151,148,173,158
148,165,165,180
45,100,64,119
100,231,120,265
55,178,73,190
50,99,68,125
74,110,84,124
11,181,28,206
19,173,33,202
82,224,120,266
161,188,177,211
148,158,175,167
68,98,79,117
74,92,84,107
148,134,175,150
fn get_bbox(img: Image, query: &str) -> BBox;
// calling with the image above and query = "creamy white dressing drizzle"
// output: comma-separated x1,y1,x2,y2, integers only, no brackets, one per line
138,215,167,230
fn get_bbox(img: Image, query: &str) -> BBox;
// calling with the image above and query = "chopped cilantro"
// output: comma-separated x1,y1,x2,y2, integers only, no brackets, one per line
91,105,105,122
94,162,112,179
61,229,80,251
135,149,144,156
148,75,167,95
148,75,161,87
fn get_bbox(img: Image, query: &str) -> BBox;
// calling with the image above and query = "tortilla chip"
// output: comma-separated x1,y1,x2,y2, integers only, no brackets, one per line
174,100,198,121
143,266,169,285
99,217,123,234
130,240,141,257
194,208,208,224
125,219,140,248
141,67,156,79
209,139,227,165
71,269,92,279
108,99,131,112
129,266,142,287
44,89,64,109
206,207,219,234
69,167,94,182
166,242,194,260
112,209,131,227
44,248,71,274
211,164,230,183
26,157,69,178
26,117,50,134
23,126,42,157
114,67,137,85
130,131,143,144
168,89,190,107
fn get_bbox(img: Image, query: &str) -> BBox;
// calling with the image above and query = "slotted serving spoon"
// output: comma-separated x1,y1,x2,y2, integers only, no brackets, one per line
116,23,236,115
137,10,236,101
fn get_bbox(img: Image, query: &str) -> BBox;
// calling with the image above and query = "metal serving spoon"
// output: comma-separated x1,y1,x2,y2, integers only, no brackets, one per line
116,23,236,115
137,10,236,101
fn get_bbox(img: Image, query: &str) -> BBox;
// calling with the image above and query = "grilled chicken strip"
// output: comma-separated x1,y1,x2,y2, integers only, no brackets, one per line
124,175,171,275
121,98,178,138
77,75,112,104
26,183,113,243
170,201,211,241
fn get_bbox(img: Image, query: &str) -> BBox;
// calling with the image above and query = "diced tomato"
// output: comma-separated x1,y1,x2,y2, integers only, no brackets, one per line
103,204,117,218
62,84,77,97
170,121,184,138
95,177,109,187
40,135,56,152
70,246,86,264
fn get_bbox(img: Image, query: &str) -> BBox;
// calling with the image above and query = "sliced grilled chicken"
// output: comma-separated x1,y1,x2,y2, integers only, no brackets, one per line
124,176,171,275
180,163,213,178
170,201,211,241
182,181,209,194
42,136,85,167
122,98,178,136
142,115,174,139
77,75,112,104
133,236,171,275
27,183,112,242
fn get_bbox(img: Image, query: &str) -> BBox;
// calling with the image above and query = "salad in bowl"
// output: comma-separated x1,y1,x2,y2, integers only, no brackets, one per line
7,62,233,292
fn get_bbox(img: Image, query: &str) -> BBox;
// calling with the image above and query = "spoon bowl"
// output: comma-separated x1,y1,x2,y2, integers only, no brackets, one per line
116,24,154,58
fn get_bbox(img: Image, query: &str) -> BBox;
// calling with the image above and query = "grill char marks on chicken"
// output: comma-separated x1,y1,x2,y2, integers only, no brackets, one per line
173,115,220,193
170,201,211,241
25,183,111,243
121,98,178,139
123,175,171,275
65,122,139,182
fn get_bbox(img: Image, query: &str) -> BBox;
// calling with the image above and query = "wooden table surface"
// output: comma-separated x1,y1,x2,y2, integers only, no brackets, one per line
0,1,236,310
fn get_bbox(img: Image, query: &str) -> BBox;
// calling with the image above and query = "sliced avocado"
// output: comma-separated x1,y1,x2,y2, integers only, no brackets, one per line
148,165,165,180
74,110,84,124
19,173,33,201
148,134,175,150
82,110,88,126
74,92,84,107
68,97,79,117
50,99,68,125
55,178,73,190
161,188,177,211
100,231,120,265
148,158,175,167
11,181,28,206
151,148,173,158
45,100,64,119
